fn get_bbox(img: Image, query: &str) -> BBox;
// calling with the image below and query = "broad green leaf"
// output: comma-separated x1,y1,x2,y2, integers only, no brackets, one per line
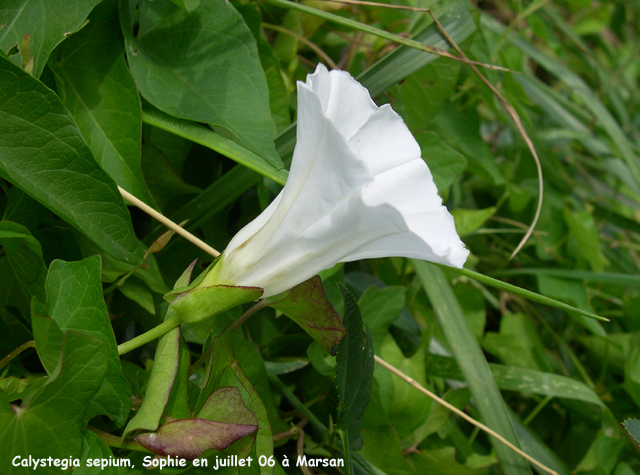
0,0,101,78
0,331,108,475
358,286,405,349
406,447,491,475
0,56,143,264
433,104,505,186
141,144,201,210
197,325,273,474
402,60,461,133
50,0,155,207
142,105,288,186
76,431,117,475
412,261,532,475
563,208,608,272
415,131,468,192
359,426,414,475
123,327,180,438
336,285,374,462
2,187,47,233
31,300,64,375
271,275,346,354
41,257,131,426
0,221,46,304
121,0,282,168
119,278,156,315
451,207,496,236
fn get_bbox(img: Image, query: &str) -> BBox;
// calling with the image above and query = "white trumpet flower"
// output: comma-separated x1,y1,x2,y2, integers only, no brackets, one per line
205,64,468,298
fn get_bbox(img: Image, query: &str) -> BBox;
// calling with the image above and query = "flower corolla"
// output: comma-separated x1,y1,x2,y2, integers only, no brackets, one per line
206,64,468,298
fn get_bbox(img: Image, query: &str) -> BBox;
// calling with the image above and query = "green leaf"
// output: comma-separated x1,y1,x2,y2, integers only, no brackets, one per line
121,0,282,169
143,105,287,186
141,144,201,210
358,286,405,350
196,324,273,475
0,0,101,78
402,60,461,133
623,419,640,444
0,331,108,475
450,207,496,236
76,431,117,475
49,0,155,207
0,56,143,264
40,257,131,426
123,326,180,438
406,447,491,475
0,221,46,305
271,276,346,354
415,131,468,192
563,208,608,272
412,261,532,475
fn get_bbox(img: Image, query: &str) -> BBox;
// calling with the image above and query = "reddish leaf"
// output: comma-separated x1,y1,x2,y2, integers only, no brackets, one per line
135,418,257,460
271,276,346,353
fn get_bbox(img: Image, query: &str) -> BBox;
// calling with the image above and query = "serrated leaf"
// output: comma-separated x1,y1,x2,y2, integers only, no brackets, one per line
622,419,640,444
50,0,155,207
0,331,108,475
0,56,143,265
121,0,282,168
336,285,374,464
0,0,101,78
271,276,346,354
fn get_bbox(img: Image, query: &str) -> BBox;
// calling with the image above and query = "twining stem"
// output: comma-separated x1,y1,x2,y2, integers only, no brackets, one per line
374,355,558,475
0,340,36,371
117,313,182,356
120,188,559,473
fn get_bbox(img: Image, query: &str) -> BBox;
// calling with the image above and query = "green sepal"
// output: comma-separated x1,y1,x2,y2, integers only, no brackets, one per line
168,285,262,324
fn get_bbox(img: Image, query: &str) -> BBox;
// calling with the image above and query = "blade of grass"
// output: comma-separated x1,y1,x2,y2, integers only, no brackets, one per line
263,0,506,72
494,268,640,288
443,265,608,321
412,260,533,475
481,14,640,193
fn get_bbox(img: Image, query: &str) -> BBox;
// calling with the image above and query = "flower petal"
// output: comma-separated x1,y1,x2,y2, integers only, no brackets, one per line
218,64,468,297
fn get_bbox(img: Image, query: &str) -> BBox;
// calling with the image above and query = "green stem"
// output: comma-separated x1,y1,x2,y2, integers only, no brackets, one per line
87,426,149,453
117,314,182,356
0,340,36,371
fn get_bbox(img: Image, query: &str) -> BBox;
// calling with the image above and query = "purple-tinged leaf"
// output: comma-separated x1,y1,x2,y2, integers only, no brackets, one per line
135,418,257,460
199,386,258,426
271,275,346,353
